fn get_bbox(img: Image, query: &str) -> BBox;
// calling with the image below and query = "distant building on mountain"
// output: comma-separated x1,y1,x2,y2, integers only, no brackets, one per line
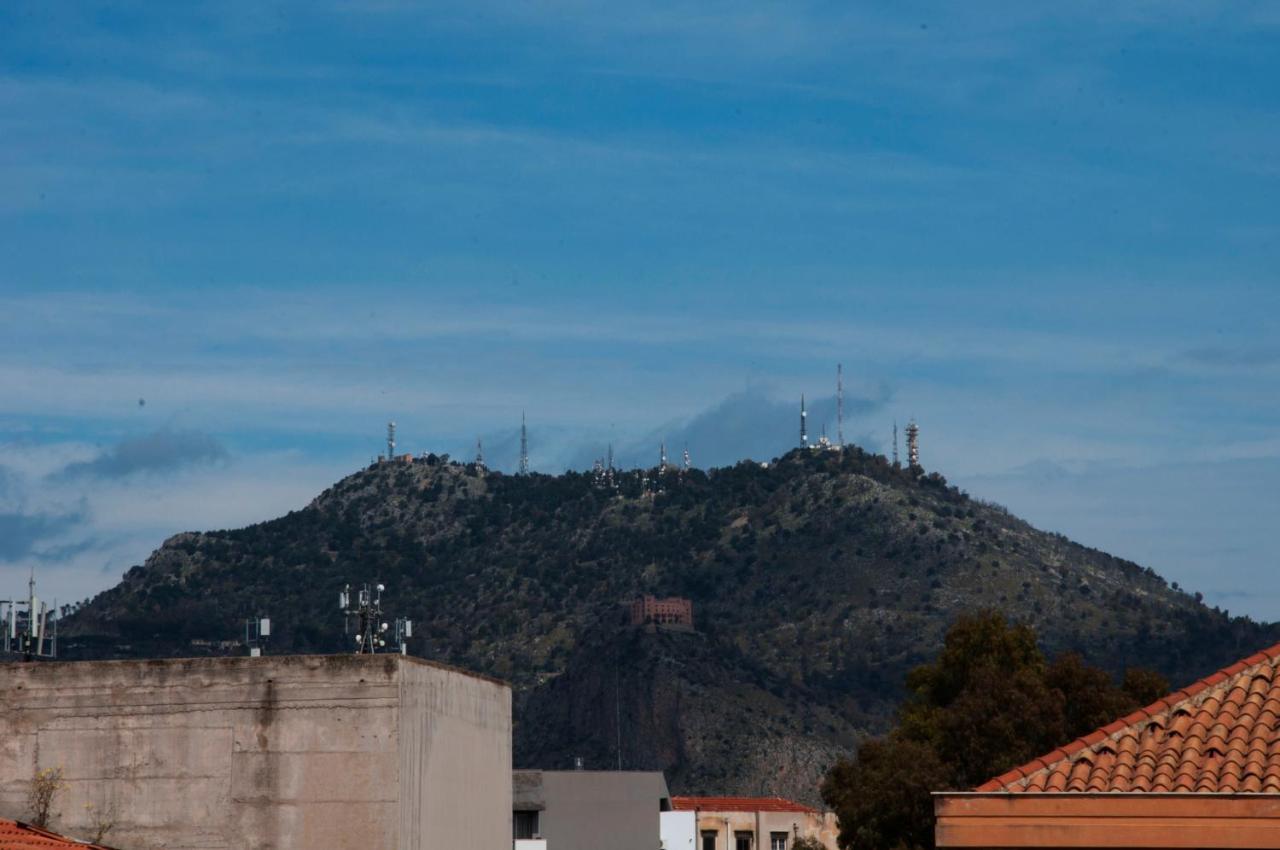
629,595,694,631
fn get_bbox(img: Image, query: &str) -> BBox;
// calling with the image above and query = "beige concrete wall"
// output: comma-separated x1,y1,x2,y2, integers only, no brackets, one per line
0,654,510,850
399,658,511,850
692,810,840,850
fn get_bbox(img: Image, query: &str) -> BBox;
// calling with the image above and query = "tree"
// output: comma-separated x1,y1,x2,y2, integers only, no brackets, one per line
26,766,66,829
821,611,1168,850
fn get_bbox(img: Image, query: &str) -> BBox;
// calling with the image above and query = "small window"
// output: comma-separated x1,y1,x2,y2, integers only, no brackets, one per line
514,810,539,840
702,830,718,850
735,832,753,850
770,833,788,850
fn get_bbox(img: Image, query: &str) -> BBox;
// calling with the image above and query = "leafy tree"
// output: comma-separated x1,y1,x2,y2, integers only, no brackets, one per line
820,611,1168,850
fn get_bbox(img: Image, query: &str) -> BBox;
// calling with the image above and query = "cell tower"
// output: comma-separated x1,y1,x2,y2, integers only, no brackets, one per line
1,570,56,660
386,421,396,461
906,419,920,468
475,437,486,470
682,445,691,472
606,442,614,471
800,394,808,448
519,412,530,475
837,363,844,449
244,615,271,657
340,583,412,655
659,441,668,474
892,420,900,468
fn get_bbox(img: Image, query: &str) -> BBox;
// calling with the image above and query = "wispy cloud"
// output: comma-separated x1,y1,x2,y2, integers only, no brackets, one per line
57,429,229,480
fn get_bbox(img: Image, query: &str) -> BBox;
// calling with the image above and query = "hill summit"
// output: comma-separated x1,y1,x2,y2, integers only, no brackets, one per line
63,447,1274,802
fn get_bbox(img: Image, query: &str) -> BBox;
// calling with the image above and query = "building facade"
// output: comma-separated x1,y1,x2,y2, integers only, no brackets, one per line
672,796,839,850
629,595,694,630
513,769,671,850
0,654,511,850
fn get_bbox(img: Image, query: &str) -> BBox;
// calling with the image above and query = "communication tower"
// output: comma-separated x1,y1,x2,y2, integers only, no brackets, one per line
906,419,920,468
475,437,486,470
682,445,691,472
893,420,900,468
340,583,413,655
837,363,844,448
519,412,530,475
800,395,808,448
386,421,396,461
659,441,668,475
244,616,271,657
1,570,56,660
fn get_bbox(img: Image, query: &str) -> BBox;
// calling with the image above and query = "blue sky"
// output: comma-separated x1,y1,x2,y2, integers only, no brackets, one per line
1,2,1278,618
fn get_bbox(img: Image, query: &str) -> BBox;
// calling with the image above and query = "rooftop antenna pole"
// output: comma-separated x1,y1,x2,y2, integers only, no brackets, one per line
837,363,844,449
386,421,396,461
519,412,530,475
800,394,808,448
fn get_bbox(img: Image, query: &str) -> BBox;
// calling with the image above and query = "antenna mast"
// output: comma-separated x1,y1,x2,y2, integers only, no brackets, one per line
2,569,55,660
906,419,920,469
800,395,808,448
475,437,485,470
519,412,529,475
659,441,668,475
386,421,396,461
837,363,844,449
340,583,412,655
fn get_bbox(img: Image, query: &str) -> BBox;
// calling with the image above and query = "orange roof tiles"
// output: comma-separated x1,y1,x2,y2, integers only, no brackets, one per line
978,642,1280,793
0,818,114,849
672,795,817,813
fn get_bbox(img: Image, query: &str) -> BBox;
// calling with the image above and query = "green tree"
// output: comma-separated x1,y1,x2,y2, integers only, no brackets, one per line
820,611,1168,850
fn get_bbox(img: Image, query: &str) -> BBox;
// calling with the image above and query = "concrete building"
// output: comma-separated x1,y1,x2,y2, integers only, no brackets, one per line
513,769,671,850
671,796,839,850
0,654,511,850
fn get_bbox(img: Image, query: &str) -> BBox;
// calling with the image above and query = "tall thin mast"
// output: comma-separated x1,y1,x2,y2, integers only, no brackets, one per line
836,363,844,448
519,412,530,475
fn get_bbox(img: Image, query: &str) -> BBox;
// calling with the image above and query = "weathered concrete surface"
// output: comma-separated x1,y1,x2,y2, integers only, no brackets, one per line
0,655,511,850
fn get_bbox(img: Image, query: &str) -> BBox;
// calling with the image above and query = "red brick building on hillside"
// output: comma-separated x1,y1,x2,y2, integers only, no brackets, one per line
935,641,1280,848
629,595,694,630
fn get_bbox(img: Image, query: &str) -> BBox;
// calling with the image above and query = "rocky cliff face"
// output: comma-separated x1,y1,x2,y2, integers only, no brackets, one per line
63,447,1276,803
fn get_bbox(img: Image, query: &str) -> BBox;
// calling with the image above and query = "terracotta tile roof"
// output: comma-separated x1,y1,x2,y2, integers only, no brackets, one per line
978,642,1280,793
0,818,115,849
671,795,818,813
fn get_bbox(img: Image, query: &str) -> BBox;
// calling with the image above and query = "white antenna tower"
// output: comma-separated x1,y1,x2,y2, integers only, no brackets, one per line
906,419,920,468
386,421,396,461
800,395,808,448
519,412,529,475
340,583,412,655
837,363,844,449
682,445,691,472
2,569,56,660
475,437,486,470
659,441,668,474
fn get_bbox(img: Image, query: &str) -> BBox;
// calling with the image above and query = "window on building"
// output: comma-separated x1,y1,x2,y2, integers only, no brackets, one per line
735,831,753,850
770,832,788,850
514,810,539,839
701,830,718,850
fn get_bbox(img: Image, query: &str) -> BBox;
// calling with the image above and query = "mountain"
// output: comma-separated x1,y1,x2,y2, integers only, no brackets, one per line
61,447,1276,803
